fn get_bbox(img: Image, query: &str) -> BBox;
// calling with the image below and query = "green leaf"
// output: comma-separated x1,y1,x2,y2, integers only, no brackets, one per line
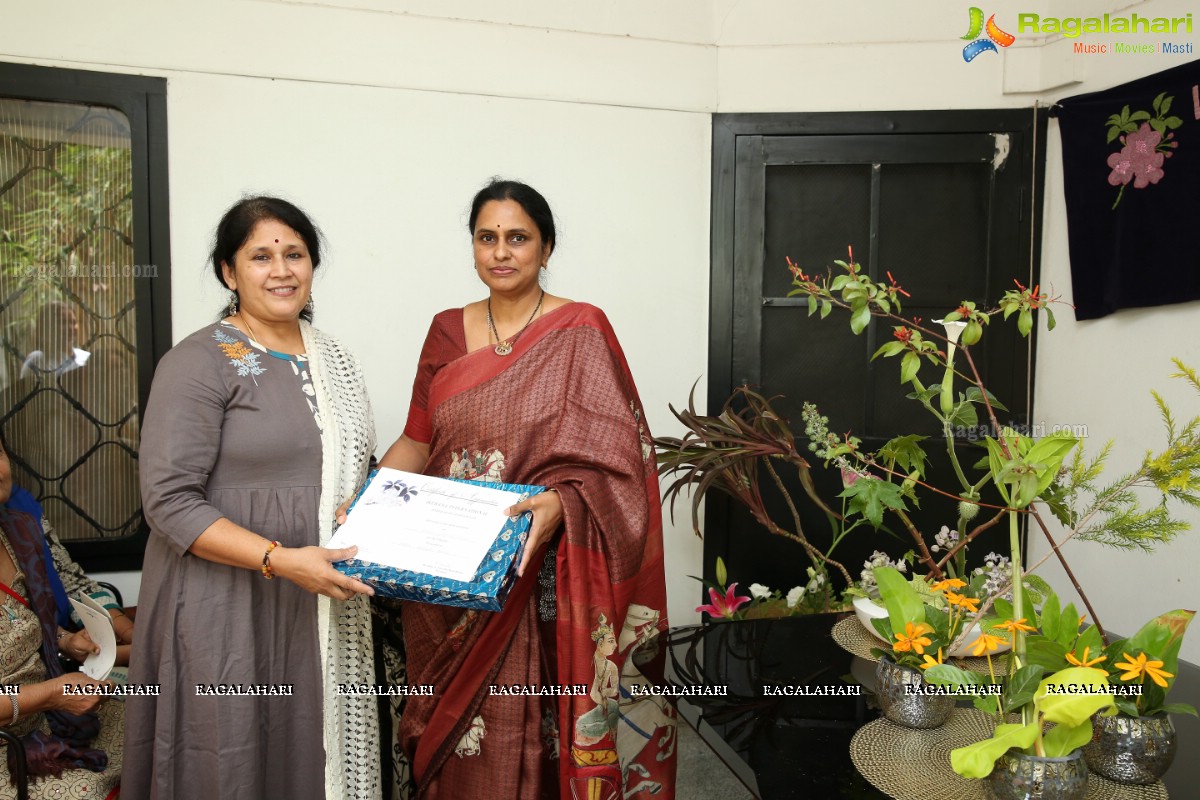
947,400,979,429
1106,126,1122,144
1022,574,1053,607
984,437,1013,503
992,597,1014,621
1043,720,1095,758
1040,592,1063,642
1161,702,1199,717
1004,664,1048,711
1045,306,1056,331
950,723,1039,779
874,566,927,638
1130,110,1152,122
1122,609,1195,681
1037,667,1116,727
1160,95,1173,116
830,274,850,291
1150,118,1166,135
820,300,832,319
1025,637,1069,674
850,302,872,335
807,294,818,316
841,478,908,528
924,664,984,688
1018,308,1033,337
715,556,727,587
1165,116,1183,130
964,386,1009,412
1025,431,1079,498
1153,92,1165,114
878,435,930,478
872,340,907,360
900,350,920,384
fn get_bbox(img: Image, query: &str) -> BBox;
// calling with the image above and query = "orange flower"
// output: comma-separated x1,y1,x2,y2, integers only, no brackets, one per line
929,578,967,592
1065,646,1106,668
996,618,1036,634
970,632,1009,657
1115,651,1174,688
944,592,980,613
919,648,944,671
893,622,934,655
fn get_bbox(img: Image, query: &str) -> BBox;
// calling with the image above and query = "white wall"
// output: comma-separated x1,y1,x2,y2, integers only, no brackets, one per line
3,0,712,628
5,0,1199,654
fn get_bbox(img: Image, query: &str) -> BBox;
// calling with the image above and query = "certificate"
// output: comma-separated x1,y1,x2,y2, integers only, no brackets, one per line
69,594,116,681
330,468,546,610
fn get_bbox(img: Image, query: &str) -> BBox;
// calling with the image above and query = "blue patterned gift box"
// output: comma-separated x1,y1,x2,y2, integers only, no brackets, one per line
333,471,545,612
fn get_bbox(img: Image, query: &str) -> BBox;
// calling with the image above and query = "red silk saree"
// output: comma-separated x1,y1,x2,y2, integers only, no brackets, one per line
395,302,676,800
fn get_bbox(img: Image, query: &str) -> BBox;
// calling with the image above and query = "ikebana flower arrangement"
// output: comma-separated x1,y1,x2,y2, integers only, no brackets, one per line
779,248,1200,793
693,556,830,620
651,245,1200,794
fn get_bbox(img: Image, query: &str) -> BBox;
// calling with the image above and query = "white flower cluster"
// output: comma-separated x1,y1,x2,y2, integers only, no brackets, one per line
749,566,828,611
972,552,1012,600
859,550,906,592
930,525,960,553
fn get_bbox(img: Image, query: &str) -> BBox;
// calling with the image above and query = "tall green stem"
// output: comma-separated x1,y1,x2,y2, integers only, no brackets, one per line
1009,509,1032,728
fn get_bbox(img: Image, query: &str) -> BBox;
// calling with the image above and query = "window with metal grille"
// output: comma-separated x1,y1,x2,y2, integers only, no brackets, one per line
0,63,171,571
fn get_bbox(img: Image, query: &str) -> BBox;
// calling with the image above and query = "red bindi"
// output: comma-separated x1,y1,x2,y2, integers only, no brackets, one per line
274,239,279,243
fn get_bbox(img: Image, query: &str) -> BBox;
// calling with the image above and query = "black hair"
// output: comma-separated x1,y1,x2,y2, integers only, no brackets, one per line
210,196,323,321
467,179,556,256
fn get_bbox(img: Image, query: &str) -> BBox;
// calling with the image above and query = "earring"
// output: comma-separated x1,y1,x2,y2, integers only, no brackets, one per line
227,292,238,316
305,294,315,314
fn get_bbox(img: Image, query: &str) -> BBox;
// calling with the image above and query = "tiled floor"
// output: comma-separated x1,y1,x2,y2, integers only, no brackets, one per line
675,722,755,799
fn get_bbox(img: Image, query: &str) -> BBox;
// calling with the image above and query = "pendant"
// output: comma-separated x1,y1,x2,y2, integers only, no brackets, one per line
494,341,513,356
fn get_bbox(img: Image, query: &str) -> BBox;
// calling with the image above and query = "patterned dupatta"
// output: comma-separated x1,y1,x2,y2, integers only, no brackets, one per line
1,507,105,778
400,304,676,800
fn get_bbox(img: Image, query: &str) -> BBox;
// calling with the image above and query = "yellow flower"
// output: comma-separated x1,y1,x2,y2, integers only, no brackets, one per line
893,622,934,655
919,648,944,671
1115,651,1174,688
945,591,981,614
996,618,1036,634
1065,646,1106,668
970,632,1009,657
929,578,967,592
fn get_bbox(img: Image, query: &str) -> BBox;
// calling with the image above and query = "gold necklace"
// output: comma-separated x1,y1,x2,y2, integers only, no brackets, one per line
487,290,544,356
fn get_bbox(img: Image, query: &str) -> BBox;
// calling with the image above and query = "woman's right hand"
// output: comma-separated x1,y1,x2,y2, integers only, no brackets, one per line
335,500,352,525
271,545,375,600
49,673,111,715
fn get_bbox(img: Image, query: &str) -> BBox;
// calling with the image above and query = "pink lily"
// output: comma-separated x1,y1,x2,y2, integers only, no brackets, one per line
696,582,752,619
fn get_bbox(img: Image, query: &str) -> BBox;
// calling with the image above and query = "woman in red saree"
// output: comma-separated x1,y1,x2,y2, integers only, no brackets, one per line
369,180,676,799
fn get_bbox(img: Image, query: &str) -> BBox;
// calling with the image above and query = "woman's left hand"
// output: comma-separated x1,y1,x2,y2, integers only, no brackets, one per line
60,629,101,663
506,489,563,577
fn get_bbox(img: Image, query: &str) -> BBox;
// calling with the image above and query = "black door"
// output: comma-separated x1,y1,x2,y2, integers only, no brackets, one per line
706,110,1048,597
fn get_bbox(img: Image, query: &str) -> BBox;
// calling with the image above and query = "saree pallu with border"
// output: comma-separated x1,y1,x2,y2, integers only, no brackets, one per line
396,303,677,800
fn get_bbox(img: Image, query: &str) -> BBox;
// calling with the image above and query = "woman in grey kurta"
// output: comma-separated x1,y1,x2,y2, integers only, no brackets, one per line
123,197,379,800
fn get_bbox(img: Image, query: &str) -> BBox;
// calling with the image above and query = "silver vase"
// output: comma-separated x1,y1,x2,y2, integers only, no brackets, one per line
986,748,1088,800
874,655,954,728
1083,711,1176,785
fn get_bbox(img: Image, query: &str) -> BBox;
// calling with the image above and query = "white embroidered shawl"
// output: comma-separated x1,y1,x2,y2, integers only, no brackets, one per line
301,321,380,800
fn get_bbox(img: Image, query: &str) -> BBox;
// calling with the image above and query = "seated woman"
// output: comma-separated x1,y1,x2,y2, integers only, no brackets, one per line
0,440,122,800
5,484,135,672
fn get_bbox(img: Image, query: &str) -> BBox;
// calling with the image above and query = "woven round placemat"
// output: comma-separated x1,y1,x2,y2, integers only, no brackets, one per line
849,708,1168,800
832,616,997,674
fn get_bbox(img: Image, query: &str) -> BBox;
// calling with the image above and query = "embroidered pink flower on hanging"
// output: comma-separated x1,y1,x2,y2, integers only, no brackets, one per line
1107,123,1166,189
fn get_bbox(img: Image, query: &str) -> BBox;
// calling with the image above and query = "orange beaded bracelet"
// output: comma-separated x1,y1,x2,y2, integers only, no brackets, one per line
260,540,281,579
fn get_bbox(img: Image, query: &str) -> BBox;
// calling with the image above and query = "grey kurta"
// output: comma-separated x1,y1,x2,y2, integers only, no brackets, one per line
124,324,326,800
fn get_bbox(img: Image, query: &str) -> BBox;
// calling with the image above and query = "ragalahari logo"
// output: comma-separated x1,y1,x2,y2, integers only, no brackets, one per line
962,7,1016,62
